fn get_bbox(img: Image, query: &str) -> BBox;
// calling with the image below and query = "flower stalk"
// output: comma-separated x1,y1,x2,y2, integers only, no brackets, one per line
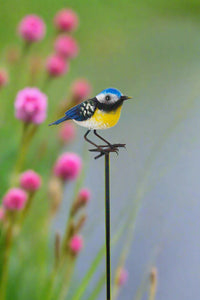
12,123,38,185
148,268,158,300
0,214,15,300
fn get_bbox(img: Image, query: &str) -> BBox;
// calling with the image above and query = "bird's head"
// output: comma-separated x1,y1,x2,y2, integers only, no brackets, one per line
94,88,131,111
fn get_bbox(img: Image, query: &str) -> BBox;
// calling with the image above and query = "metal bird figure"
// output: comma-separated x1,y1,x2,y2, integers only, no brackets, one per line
49,88,131,159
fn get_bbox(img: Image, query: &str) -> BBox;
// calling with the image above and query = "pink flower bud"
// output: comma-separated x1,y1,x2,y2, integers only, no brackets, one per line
53,152,82,181
69,234,83,254
18,14,46,42
116,268,128,286
78,188,91,205
0,207,5,220
54,35,79,59
14,87,47,124
54,9,79,32
3,188,28,211
59,122,76,144
20,170,41,191
46,54,69,77
71,79,92,101
0,69,8,88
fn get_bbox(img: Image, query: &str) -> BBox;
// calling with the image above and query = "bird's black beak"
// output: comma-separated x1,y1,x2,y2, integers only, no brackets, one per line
120,95,132,101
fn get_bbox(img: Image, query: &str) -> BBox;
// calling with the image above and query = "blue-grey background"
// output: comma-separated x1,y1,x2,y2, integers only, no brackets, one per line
2,0,200,299
54,7,200,299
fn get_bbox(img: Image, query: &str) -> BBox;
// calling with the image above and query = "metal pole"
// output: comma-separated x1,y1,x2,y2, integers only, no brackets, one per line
105,153,111,300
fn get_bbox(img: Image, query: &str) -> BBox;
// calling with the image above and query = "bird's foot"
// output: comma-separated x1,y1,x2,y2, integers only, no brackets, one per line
93,147,118,159
90,143,126,149
89,143,126,159
110,143,126,149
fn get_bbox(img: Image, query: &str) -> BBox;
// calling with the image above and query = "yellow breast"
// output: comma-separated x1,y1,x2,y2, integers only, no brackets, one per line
92,105,122,129
74,105,122,130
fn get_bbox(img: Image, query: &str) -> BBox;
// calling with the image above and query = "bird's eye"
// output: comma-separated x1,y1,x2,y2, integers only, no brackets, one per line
105,95,111,101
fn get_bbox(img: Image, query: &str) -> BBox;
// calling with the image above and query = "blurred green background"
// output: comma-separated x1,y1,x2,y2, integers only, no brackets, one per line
1,0,200,299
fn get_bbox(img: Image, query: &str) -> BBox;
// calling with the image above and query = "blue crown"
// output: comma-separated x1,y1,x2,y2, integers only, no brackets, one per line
98,88,122,98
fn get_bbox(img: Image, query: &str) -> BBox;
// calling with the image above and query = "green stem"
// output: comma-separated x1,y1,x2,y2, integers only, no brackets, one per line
87,273,106,300
71,219,128,300
44,269,58,300
18,191,35,227
58,258,76,300
0,220,14,300
42,76,52,92
8,42,31,104
54,232,61,271
46,146,88,300
23,191,34,216
11,123,38,185
46,256,75,300
133,277,149,300
61,207,74,257
112,282,119,300
61,147,87,259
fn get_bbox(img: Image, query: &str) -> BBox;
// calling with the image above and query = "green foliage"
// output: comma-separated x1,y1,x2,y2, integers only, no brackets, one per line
0,0,199,299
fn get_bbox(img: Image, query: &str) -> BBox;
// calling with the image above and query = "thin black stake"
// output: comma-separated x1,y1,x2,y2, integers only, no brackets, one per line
86,130,126,299
105,153,111,300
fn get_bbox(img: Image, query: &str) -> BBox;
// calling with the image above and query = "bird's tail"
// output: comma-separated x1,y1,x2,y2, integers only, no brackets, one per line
48,115,69,126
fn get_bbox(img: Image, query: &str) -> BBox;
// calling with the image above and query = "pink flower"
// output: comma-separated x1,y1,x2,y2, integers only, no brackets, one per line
0,69,8,87
59,122,76,143
3,188,28,211
69,234,83,254
78,188,91,205
54,35,79,59
116,268,128,286
18,14,46,42
54,152,82,181
0,207,5,220
20,170,41,191
54,9,79,32
71,79,92,101
15,87,47,124
46,54,69,77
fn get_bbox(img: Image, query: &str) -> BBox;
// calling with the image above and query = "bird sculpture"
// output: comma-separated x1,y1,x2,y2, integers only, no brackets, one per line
49,88,131,159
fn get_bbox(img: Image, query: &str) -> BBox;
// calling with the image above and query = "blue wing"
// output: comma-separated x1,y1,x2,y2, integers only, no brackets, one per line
49,100,97,126
65,100,97,121
65,103,84,121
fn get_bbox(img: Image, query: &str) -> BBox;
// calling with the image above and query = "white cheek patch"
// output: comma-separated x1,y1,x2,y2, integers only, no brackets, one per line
96,93,118,104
